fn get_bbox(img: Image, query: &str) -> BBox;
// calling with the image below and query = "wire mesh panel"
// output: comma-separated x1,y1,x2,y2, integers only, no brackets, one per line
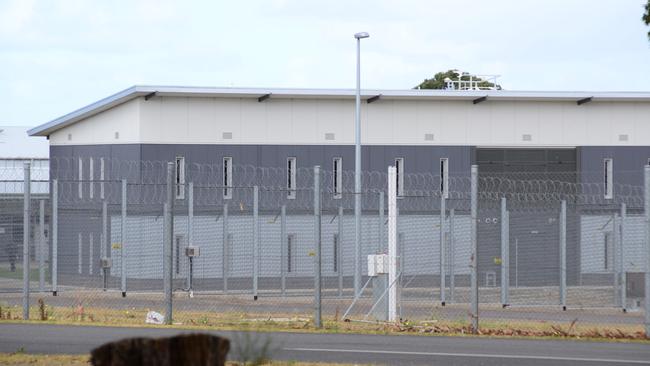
1,158,647,334
0,196,25,293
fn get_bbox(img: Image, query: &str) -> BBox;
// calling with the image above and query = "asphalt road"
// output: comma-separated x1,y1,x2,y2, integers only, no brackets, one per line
0,323,649,365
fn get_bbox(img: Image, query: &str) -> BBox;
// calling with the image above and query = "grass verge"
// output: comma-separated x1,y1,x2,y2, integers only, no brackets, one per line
0,301,647,342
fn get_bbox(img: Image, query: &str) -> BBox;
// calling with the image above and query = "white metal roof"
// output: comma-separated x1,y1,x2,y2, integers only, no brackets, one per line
27,85,650,137
0,126,49,159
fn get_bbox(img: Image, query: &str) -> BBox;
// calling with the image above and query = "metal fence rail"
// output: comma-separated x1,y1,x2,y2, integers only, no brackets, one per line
1,159,648,338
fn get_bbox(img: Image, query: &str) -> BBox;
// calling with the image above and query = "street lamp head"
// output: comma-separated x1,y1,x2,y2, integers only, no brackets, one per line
354,32,370,39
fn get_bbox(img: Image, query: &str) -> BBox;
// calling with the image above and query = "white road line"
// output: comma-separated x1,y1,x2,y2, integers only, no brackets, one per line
284,347,650,364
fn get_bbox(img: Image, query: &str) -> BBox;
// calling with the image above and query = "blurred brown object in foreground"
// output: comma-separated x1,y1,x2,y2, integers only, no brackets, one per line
90,333,230,366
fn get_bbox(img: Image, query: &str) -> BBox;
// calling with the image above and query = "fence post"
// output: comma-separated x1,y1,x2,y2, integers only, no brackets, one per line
440,194,446,306
643,165,650,339
449,208,455,303
613,212,619,306
78,233,82,275
253,186,259,300
620,202,627,312
379,192,384,252
280,204,287,296
470,164,478,333
500,197,509,307
39,199,45,292
560,200,566,310
187,182,193,290
121,179,127,297
23,162,31,320
163,162,174,325
101,200,107,291
338,205,343,298
223,203,228,293
88,232,93,275
52,179,58,296
313,165,322,328
353,177,361,296
387,166,398,322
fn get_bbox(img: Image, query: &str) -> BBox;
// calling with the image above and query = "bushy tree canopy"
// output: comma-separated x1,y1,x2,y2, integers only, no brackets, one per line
414,70,501,90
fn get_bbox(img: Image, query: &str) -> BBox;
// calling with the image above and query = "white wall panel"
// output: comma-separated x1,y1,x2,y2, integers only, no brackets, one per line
292,99,318,143
537,102,563,145
161,97,189,142
214,98,242,143
188,97,217,142
415,101,441,144
440,101,468,144
393,100,418,144
240,98,267,143
586,103,613,145
561,102,587,145
50,98,140,145
365,100,392,144
267,99,293,142
466,102,489,144
52,95,650,147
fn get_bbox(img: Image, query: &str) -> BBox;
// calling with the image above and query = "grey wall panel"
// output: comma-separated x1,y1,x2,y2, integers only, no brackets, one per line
50,144,141,182
578,146,650,187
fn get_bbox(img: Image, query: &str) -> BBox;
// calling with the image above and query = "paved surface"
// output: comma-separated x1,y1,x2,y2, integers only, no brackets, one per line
0,323,649,365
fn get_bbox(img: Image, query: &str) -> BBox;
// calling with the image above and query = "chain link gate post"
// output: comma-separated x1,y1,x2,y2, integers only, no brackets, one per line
379,192,384,253
500,197,509,307
620,202,627,312
187,182,194,293
253,185,259,301
281,204,286,297
440,194,446,306
101,200,108,291
52,179,58,296
559,200,566,310
387,166,397,322
449,208,455,303
223,203,228,293
39,199,45,292
338,205,344,298
643,165,650,339
22,161,31,320
470,164,478,333
77,233,82,275
613,211,619,307
164,162,174,325
313,165,322,328
121,179,127,297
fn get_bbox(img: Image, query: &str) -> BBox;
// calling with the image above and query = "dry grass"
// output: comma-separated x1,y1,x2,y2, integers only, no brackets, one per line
0,353,90,366
0,301,648,342
0,353,357,366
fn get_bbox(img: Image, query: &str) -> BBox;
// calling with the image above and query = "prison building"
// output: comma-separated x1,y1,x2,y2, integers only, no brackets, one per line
27,86,650,298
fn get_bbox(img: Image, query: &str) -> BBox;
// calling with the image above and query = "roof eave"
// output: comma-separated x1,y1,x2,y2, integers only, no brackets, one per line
27,86,148,136
28,86,650,137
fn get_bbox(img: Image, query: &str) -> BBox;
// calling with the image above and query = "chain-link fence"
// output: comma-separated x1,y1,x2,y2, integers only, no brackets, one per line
1,158,648,337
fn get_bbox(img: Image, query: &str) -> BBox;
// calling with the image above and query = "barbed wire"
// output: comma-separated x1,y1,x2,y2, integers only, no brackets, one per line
2,156,648,208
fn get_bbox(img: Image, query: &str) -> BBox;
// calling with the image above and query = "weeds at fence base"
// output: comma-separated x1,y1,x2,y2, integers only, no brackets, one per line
0,302,647,342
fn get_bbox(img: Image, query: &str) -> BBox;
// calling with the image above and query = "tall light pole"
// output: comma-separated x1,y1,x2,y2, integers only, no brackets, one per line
354,31,369,296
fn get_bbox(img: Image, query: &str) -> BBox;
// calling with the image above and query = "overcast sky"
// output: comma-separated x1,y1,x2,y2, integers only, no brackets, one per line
1,0,649,127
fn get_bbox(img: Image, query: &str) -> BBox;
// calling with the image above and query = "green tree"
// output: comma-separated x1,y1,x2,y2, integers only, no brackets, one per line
414,70,501,90
644,0,650,40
